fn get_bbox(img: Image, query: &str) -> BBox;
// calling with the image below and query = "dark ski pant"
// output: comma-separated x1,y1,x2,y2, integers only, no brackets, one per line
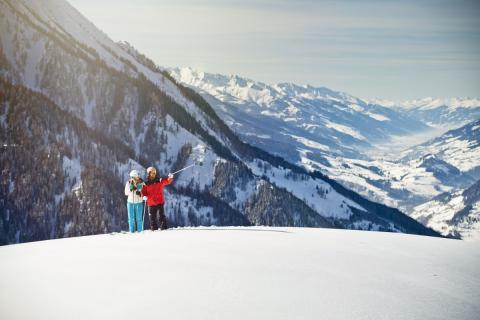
148,204,168,231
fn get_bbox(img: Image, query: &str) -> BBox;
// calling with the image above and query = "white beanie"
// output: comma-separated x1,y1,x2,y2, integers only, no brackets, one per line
129,170,140,178
146,166,156,174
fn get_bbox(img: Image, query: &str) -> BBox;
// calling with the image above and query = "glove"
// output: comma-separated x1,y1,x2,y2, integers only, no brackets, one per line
142,196,148,201
168,173,174,179
129,184,137,191
136,191,141,196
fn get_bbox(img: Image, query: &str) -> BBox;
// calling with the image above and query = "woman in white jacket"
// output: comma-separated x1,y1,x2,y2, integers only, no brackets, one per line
125,170,145,232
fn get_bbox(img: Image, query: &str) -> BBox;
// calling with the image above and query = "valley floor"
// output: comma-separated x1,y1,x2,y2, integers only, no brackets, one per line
0,227,479,320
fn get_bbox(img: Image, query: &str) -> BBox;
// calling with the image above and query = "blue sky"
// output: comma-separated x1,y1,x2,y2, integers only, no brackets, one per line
68,0,480,100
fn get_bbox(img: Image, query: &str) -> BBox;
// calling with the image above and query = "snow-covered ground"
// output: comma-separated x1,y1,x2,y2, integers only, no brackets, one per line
413,193,480,240
412,179,480,240
1,227,479,320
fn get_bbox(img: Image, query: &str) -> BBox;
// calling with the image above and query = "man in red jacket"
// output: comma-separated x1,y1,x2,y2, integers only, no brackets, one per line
141,166,174,231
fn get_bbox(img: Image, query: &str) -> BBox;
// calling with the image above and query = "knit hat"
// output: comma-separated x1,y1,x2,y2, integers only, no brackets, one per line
146,167,156,174
129,170,140,178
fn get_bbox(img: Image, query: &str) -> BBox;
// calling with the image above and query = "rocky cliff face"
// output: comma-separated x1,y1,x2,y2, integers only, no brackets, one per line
0,0,439,244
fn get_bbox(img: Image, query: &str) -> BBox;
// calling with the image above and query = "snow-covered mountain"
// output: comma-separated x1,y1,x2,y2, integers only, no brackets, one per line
0,0,439,244
412,179,480,240
1,227,479,320
404,122,480,239
170,67,430,161
400,119,480,178
170,68,480,220
327,120,480,216
368,97,480,127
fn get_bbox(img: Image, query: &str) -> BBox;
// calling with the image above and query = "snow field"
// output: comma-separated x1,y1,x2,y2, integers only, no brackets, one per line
1,227,479,320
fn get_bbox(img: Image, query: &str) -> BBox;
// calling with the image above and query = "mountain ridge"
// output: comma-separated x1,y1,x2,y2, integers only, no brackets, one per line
170,66,480,228
0,0,441,244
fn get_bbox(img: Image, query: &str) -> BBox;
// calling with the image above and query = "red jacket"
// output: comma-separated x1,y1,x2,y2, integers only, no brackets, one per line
141,177,173,206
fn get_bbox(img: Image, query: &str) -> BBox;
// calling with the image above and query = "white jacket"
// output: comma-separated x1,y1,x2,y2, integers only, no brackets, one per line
125,181,144,203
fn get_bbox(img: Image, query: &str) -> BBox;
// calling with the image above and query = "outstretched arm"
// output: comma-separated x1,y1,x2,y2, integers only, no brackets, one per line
160,174,174,186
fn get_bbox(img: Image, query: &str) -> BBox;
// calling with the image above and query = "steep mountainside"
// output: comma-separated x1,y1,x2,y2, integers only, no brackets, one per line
400,120,480,179
0,0,439,244
412,179,480,240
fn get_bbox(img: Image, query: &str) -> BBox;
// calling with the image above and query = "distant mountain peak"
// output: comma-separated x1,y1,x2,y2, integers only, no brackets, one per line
367,97,480,110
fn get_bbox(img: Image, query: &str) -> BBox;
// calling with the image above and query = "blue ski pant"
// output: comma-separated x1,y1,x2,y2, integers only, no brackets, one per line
127,202,144,232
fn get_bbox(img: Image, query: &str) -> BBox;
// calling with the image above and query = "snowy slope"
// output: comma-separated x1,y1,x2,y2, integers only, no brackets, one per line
412,179,480,240
0,0,219,139
0,227,479,320
328,120,480,212
400,119,480,176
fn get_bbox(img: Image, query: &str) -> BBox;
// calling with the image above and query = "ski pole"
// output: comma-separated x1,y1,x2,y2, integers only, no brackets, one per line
142,199,146,232
170,163,195,176
130,189,135,233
